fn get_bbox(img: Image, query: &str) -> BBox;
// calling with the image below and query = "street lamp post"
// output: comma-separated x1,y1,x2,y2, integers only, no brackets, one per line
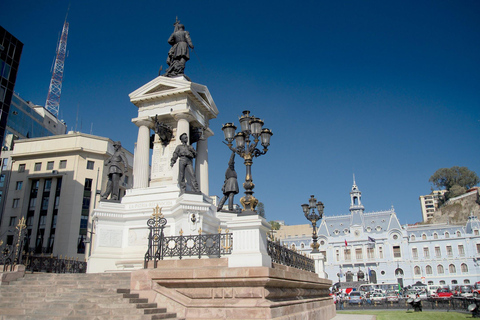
221,110,273,213
302,195,324,253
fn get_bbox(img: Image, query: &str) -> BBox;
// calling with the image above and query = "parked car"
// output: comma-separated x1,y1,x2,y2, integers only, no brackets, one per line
386,291,400,303
427,285,441,297
459,285,473,298
433,288,453,299
370,293,386,303
348,291,363,304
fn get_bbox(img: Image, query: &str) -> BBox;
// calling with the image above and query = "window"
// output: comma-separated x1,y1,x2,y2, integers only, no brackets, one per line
445,232,450,238
449,264,456,274
433,233,438,239
47,161,54,170
86,160,94,170
18,164,25,172
461,263,468,273
12,198,19,208
424,247,430,258
393,246,401,258
456,231,461,237
59,160,67,169
336,249,340,262
0,174,4,187
379,247,384,259
412,248,418,259
435,246,441,258
458,245,465,256
446,246,453,257
355,248,363,260
344,249,351,261
476,244,480,254
410,235,416,241
15,181,22,190
426,265,433,274
34,162,41,171
414,266,421,275
422,234,427,240
9,216,16,226
367,247,375,260
124,175,129,184
465,280,471,284
475,230,479,236
439,280,446,285
2,158,8,171
437,265,444,274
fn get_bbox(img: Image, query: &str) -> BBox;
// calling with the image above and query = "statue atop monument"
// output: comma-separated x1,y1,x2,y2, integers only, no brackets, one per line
170,133,200,194
101,141,128,201
217,152,239,211
163,18,194,78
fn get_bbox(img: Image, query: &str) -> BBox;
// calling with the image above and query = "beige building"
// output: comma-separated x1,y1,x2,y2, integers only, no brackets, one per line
0,132,133,259
275,224,312,241
419,190,448,222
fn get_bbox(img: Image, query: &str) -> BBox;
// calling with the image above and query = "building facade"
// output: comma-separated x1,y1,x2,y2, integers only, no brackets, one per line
0,26,23,149
0,93,68,224
278,180,480,289
419,189,448,222
0,132,133,259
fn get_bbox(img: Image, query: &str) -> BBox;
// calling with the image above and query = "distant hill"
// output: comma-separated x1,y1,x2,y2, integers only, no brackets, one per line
429,188,480,225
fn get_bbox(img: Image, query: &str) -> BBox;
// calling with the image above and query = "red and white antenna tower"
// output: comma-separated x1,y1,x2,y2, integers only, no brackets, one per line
45,11,69,118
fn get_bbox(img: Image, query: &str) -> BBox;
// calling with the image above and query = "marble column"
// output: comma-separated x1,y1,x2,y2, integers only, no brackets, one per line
133,118,152,189
195,130,212,195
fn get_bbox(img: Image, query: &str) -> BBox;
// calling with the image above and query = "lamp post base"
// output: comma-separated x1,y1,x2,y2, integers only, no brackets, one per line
240,194,258,212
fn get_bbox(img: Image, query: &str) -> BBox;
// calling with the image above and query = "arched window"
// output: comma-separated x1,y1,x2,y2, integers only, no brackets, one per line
301,243,305,249
410,234,416,241
433,233,438,239
439,280,446,285
456,231,461,237
451,280,458,284
449,264,456,274
414,266,421,275
437,265,444,274
461,263,468,273
291,244,295,250
426,265,432,274
422,234,427,240
445,232,450,238
465,279,471,284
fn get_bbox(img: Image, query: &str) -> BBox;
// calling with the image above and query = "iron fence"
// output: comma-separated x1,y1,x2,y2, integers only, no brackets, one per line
144,207,233,268
267,239,315,273
335,297,475,312
0,217,26,272
22,253,87,273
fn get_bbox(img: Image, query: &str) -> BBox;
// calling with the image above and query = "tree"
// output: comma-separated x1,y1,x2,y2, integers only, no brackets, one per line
257,202,265,218
268,220,281,230
429,166,479,191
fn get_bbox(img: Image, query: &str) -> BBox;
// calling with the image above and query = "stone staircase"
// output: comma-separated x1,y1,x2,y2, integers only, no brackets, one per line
0,272,183,320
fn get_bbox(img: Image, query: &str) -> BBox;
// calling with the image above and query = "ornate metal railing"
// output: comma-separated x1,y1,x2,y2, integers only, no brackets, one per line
0,217,27,272
22,253,87,273
144,206,233,268
267,239,315,273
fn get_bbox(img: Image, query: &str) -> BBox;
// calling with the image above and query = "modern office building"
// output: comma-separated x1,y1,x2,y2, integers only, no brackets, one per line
278,181,480,289
419,189,448,222
0,93,67,224
0,26,23,148
0,132,133,259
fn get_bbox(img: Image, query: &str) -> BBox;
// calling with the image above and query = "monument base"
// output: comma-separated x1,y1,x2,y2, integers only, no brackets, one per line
131,258,335,320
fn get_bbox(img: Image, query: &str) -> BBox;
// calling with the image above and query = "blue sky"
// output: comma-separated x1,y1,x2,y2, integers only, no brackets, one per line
2,0,479,226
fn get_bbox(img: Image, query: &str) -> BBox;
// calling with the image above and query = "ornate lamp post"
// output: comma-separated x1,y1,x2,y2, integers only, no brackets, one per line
221,110,273,212
302,195,324,253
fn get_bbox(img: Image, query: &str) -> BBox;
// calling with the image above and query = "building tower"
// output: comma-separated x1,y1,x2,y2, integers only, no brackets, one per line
350,175,365,225
45,14,69,118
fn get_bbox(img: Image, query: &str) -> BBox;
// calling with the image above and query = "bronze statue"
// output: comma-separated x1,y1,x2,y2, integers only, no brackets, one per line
170,133,199,194
153,115,174,146
101,141,128,201
217,152,239,211
164,18,194,78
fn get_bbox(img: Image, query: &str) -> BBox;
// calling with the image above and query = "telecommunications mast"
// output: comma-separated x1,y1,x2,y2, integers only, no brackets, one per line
45,10,69,118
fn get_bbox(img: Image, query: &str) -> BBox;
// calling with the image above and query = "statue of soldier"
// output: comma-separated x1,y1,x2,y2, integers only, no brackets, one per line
101,141,128,201
217,152,239,211
164,19,194,77
170,133,199,194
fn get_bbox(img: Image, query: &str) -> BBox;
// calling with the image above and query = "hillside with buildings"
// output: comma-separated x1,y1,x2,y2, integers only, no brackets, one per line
428,188,480,225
